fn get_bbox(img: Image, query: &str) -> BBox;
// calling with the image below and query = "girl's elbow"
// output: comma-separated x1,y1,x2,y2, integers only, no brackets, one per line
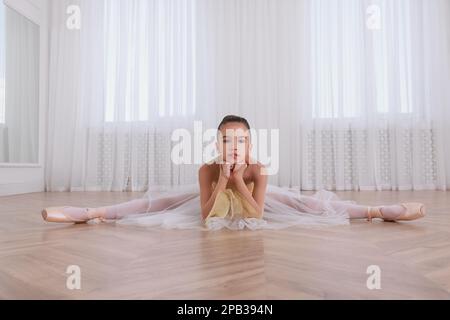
201,209,209,221
256,205,265,219
249,207,264,219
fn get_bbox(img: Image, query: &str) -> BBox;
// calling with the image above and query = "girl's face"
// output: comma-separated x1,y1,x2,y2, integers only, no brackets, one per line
216,122,252,165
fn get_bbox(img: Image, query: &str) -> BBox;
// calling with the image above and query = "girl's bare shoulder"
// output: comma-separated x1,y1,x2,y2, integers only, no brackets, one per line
248,161,267,178
199,162,219,178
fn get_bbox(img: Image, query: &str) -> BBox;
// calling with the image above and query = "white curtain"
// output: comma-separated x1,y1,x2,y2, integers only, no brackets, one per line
46,0,450,192
303,0,450,191
47,0,200,191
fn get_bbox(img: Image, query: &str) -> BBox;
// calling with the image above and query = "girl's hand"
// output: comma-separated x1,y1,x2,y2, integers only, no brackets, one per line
230,163,248,182
220,163,232,180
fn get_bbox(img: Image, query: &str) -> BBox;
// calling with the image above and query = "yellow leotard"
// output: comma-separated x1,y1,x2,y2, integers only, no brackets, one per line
205,181,258,223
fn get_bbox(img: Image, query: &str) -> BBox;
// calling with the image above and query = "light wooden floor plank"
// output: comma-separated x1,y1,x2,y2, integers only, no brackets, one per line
1,190,449,299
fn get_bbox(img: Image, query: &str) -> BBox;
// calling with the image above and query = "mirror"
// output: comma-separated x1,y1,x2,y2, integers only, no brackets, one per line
0,2,39,164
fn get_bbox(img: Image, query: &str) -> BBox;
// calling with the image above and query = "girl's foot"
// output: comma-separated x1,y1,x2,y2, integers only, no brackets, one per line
41,207,106,223
367,203,426,222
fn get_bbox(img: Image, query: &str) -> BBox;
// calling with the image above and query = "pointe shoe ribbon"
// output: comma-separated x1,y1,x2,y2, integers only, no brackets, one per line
367,202,426,222
41,206,100,224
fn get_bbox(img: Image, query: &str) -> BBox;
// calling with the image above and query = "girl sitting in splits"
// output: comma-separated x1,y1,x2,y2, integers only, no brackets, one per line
41,115,426,231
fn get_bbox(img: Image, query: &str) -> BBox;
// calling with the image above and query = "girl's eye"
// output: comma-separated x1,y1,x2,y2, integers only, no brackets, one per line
222,137,246,144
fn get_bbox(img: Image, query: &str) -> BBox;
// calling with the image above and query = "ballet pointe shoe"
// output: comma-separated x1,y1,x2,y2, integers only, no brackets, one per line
367,203,426,222
41,206,101,224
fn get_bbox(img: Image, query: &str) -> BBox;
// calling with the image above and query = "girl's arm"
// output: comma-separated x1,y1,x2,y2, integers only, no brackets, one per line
233,165,268,219
198,165,229,220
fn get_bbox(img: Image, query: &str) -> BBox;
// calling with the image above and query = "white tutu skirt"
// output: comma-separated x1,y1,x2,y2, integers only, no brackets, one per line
115,184,357,231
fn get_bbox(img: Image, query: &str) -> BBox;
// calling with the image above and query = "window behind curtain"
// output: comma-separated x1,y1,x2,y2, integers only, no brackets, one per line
309,0,416,119
100,0,436,122
102,0,197,123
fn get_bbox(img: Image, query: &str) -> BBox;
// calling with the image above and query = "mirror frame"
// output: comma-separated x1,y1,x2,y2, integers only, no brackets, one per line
0,0,46,168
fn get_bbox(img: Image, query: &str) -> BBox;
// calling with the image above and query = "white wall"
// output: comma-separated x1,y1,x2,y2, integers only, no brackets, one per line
0,0,48,196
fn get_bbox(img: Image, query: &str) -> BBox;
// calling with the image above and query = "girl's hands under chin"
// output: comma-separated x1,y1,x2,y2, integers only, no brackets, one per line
220,163,232,180
230,163,248,182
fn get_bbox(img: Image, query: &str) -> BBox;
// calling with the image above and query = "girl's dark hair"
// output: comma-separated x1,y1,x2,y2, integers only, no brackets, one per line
217,115,252,143
218,115,251,131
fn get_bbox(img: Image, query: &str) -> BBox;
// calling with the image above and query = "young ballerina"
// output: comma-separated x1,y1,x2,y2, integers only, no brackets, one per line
41,115,426,230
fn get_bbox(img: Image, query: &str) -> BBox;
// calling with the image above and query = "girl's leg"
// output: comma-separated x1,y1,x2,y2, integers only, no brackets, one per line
43,199,153,222
94,198,152,220
43,193,199,223
95,193,198,220
299,197,407,220
95,195,410,221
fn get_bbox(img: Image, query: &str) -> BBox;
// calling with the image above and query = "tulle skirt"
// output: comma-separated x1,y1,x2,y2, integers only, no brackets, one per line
115,184,358,231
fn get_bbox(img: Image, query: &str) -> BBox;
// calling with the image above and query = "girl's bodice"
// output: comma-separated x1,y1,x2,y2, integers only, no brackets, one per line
206,181,258,222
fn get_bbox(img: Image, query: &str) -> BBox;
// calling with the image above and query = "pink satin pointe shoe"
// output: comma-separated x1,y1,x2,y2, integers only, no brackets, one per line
367,202,426,222
41,206,103,224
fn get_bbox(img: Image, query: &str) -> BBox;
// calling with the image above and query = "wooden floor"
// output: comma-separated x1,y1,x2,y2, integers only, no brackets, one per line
1,189,450,300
